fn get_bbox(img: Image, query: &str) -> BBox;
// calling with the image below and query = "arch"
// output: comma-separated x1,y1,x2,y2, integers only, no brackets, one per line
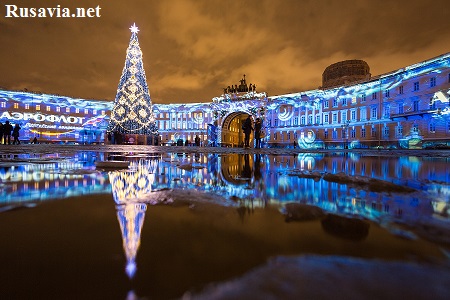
220,111,254,147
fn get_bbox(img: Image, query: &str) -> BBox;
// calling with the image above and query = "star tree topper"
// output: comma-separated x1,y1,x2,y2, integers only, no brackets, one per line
130,23,139,34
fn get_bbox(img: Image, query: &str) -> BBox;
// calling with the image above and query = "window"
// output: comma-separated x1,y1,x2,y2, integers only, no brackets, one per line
371,127,377,138
372,92,377,100
397,126,403,137
300,116,305,125
332,112,338,123
324,114,329,124
25,104,29,109
430,98,437,110
308,115,313,124
56,107,61,112
361,94,366,102
385,89,390,98
84,109,89,114
351,129,356,138
412,124,419,133
324,101,329,109
36,105,40,111
332,129,337,139
274,119,278,127
384,105,390,117
294,117,298,125
342,98,347,106
430,77,436,87
384,126,389,137
351,110,356,121
14,103,19,109
341,129,346,139
361,128,366,138
413,82,419,91
398,103,404,114
360,107,367,121
371,107,377,119
324,129,328,139
75,108,80,113
315,115,320,124
333,99,338,107
399,86,404,94
429,123,436,133
46,106,51,112
413,100,419,112
341,111,347,123
66,107,70,113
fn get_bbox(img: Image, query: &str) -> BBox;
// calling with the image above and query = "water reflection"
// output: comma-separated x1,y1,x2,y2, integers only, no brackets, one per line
0,152,109,203
2,151,448,221
116,202,146,278
109,159,159,278
101,151,450,281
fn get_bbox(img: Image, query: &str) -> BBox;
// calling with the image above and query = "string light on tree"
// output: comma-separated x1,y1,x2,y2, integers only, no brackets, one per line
107,23,158,136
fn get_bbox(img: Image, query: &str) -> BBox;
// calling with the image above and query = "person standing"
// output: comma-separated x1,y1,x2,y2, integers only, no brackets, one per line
254,118,263,149
242,116,253,148
12,123,21,145
0,122,4,145
195,134,201,146
3,121,13,145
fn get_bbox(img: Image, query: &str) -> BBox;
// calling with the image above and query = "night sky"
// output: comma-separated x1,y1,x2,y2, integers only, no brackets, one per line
1,0,449,104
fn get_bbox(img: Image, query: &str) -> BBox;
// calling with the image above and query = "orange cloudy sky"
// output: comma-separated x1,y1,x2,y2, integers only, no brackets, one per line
1,0,449,104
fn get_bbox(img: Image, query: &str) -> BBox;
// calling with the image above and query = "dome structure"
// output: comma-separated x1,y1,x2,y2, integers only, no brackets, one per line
322,60,371,89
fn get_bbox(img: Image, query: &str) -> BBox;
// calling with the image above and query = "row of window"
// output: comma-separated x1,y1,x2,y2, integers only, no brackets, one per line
0,102,104,115
272,97,449,127
272,123,448,141
321,75,447,109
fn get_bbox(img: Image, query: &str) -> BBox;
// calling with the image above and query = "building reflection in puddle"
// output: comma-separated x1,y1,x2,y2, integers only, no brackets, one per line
109,159,158,278
0,152,109,204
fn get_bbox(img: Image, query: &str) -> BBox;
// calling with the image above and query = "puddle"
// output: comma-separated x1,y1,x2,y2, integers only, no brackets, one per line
0,146,449,299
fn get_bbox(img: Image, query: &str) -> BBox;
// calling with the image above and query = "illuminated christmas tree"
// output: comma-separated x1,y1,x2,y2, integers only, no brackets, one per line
107,23,158,136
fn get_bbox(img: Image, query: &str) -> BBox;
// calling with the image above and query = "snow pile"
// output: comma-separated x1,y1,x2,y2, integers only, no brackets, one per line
183,255,450,300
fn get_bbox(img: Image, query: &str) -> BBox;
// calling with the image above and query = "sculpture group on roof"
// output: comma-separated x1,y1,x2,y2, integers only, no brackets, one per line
223,74,257,94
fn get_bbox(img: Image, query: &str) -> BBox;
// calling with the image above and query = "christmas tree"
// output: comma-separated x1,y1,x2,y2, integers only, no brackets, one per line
107,23,158,136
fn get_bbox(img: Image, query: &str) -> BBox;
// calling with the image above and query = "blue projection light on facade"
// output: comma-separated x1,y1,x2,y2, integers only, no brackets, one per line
0,89,112,143
0,48,449,148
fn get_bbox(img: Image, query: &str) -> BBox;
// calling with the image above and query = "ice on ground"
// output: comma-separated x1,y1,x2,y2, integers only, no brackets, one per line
183,255,450,300
130,188,239,208
290,170,416,193
282,203,326,222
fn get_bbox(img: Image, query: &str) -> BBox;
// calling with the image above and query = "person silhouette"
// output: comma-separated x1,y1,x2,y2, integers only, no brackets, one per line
12,123,21,145
3,121,13,145
242,116,253,148
254,118,263,148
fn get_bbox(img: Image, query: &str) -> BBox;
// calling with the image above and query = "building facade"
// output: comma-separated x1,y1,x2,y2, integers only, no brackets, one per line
1,52,449,148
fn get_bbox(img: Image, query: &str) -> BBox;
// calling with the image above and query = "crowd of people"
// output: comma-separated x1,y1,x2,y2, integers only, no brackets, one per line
0,120,22,145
